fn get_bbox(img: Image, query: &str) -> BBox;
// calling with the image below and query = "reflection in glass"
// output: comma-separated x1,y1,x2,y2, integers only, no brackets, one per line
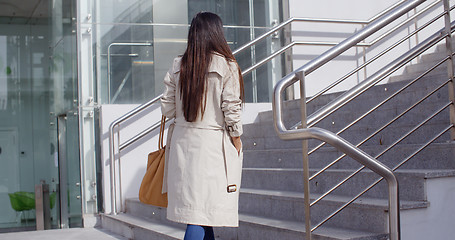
94,0,284,104
0,0,80,232
0,23,58,231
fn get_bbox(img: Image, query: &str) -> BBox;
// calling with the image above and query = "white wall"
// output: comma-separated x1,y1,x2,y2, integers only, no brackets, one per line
288,0,449,98
99,103,271,213
400,177,455,239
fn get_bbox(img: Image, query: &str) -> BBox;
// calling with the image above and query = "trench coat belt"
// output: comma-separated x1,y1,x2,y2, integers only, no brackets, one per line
162,121,175,194
173,122,237,193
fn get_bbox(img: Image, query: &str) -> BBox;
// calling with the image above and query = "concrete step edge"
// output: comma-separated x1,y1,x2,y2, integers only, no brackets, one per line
116,200,386,240
238,213,387,239
244,112,451,128
242,142,455,153
388,70,447,82
240,188,428,210
101,213,185,239
242,168,455,179
272,74,447,112
404,59,449,71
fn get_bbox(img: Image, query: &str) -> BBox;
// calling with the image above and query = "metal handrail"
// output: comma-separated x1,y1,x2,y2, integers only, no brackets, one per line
108,94,162,214
304,32,453,160
306,80,453,229
312,120,451,232
232,0,409,55
274,0,426,95
309,62,451,182
233,17,365,55
369,0,441,46
306,3,449,128
272,1,435,239
311,101,451,208
119,118,163,151
304,0,447,107
273,0,455,239
274,72,401,240
234,0,437,80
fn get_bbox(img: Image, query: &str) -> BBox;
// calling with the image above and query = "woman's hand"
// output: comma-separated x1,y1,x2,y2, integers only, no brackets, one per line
231,136,242,155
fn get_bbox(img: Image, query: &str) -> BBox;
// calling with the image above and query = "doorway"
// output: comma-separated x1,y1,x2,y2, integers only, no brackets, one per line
57,114,82,228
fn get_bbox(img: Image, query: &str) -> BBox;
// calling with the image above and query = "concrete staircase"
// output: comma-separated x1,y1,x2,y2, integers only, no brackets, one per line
100,42,455,239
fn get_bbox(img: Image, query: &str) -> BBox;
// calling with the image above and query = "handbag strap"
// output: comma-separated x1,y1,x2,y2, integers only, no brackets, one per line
158,115,166,150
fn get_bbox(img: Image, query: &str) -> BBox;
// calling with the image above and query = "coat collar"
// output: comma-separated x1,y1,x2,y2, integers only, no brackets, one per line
172,53,231,77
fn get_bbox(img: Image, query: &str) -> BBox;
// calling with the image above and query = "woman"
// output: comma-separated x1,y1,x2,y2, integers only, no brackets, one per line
161,12,244,240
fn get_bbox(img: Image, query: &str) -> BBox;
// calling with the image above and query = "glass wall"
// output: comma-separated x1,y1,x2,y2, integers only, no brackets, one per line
90,0,285,105
0,20,57,232
0,0,286,231
50,0,83,228
0,0,80,232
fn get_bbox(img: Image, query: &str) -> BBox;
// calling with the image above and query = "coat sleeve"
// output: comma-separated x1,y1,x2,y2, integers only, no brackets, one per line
221,65,243,137
161,69,176,118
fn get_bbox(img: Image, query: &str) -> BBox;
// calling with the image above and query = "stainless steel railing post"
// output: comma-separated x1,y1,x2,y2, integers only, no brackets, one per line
108,94,163,215
297,72,312,240
387,174,401,240
443,0,455,140
109,123,118,215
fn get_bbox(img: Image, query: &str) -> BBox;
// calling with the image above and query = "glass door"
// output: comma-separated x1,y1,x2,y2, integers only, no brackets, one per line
57,114,82,228
0,0,81,233
0,22,61,233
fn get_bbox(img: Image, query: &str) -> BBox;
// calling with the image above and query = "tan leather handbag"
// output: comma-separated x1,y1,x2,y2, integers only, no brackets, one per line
139,116,168,207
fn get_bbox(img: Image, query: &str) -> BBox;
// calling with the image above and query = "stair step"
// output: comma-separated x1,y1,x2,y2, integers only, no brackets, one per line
226,213,388,240
239,188,426,233
117,198,388,239
419,51,448,63
240,188,427,210
241,168,455,201
388,68,447,83
242,122,451,151
101,213,185,240
245,106,450,139
257,73,450,125
403,59,450,75
242,142,455,169
435,41,454,53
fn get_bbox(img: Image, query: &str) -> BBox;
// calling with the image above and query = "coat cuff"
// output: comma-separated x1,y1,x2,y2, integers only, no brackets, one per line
226,124,243,137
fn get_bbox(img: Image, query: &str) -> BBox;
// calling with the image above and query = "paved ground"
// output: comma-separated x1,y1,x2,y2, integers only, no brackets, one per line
0,228,127,240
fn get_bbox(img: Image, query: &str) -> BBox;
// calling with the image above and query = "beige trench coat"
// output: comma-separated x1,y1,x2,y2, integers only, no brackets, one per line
160,53,243,227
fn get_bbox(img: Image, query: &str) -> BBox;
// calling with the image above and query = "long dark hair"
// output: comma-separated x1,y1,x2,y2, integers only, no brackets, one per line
179,12,244,122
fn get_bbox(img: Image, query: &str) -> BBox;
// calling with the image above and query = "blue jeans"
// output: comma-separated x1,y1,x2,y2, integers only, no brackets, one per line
184,224,215,240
